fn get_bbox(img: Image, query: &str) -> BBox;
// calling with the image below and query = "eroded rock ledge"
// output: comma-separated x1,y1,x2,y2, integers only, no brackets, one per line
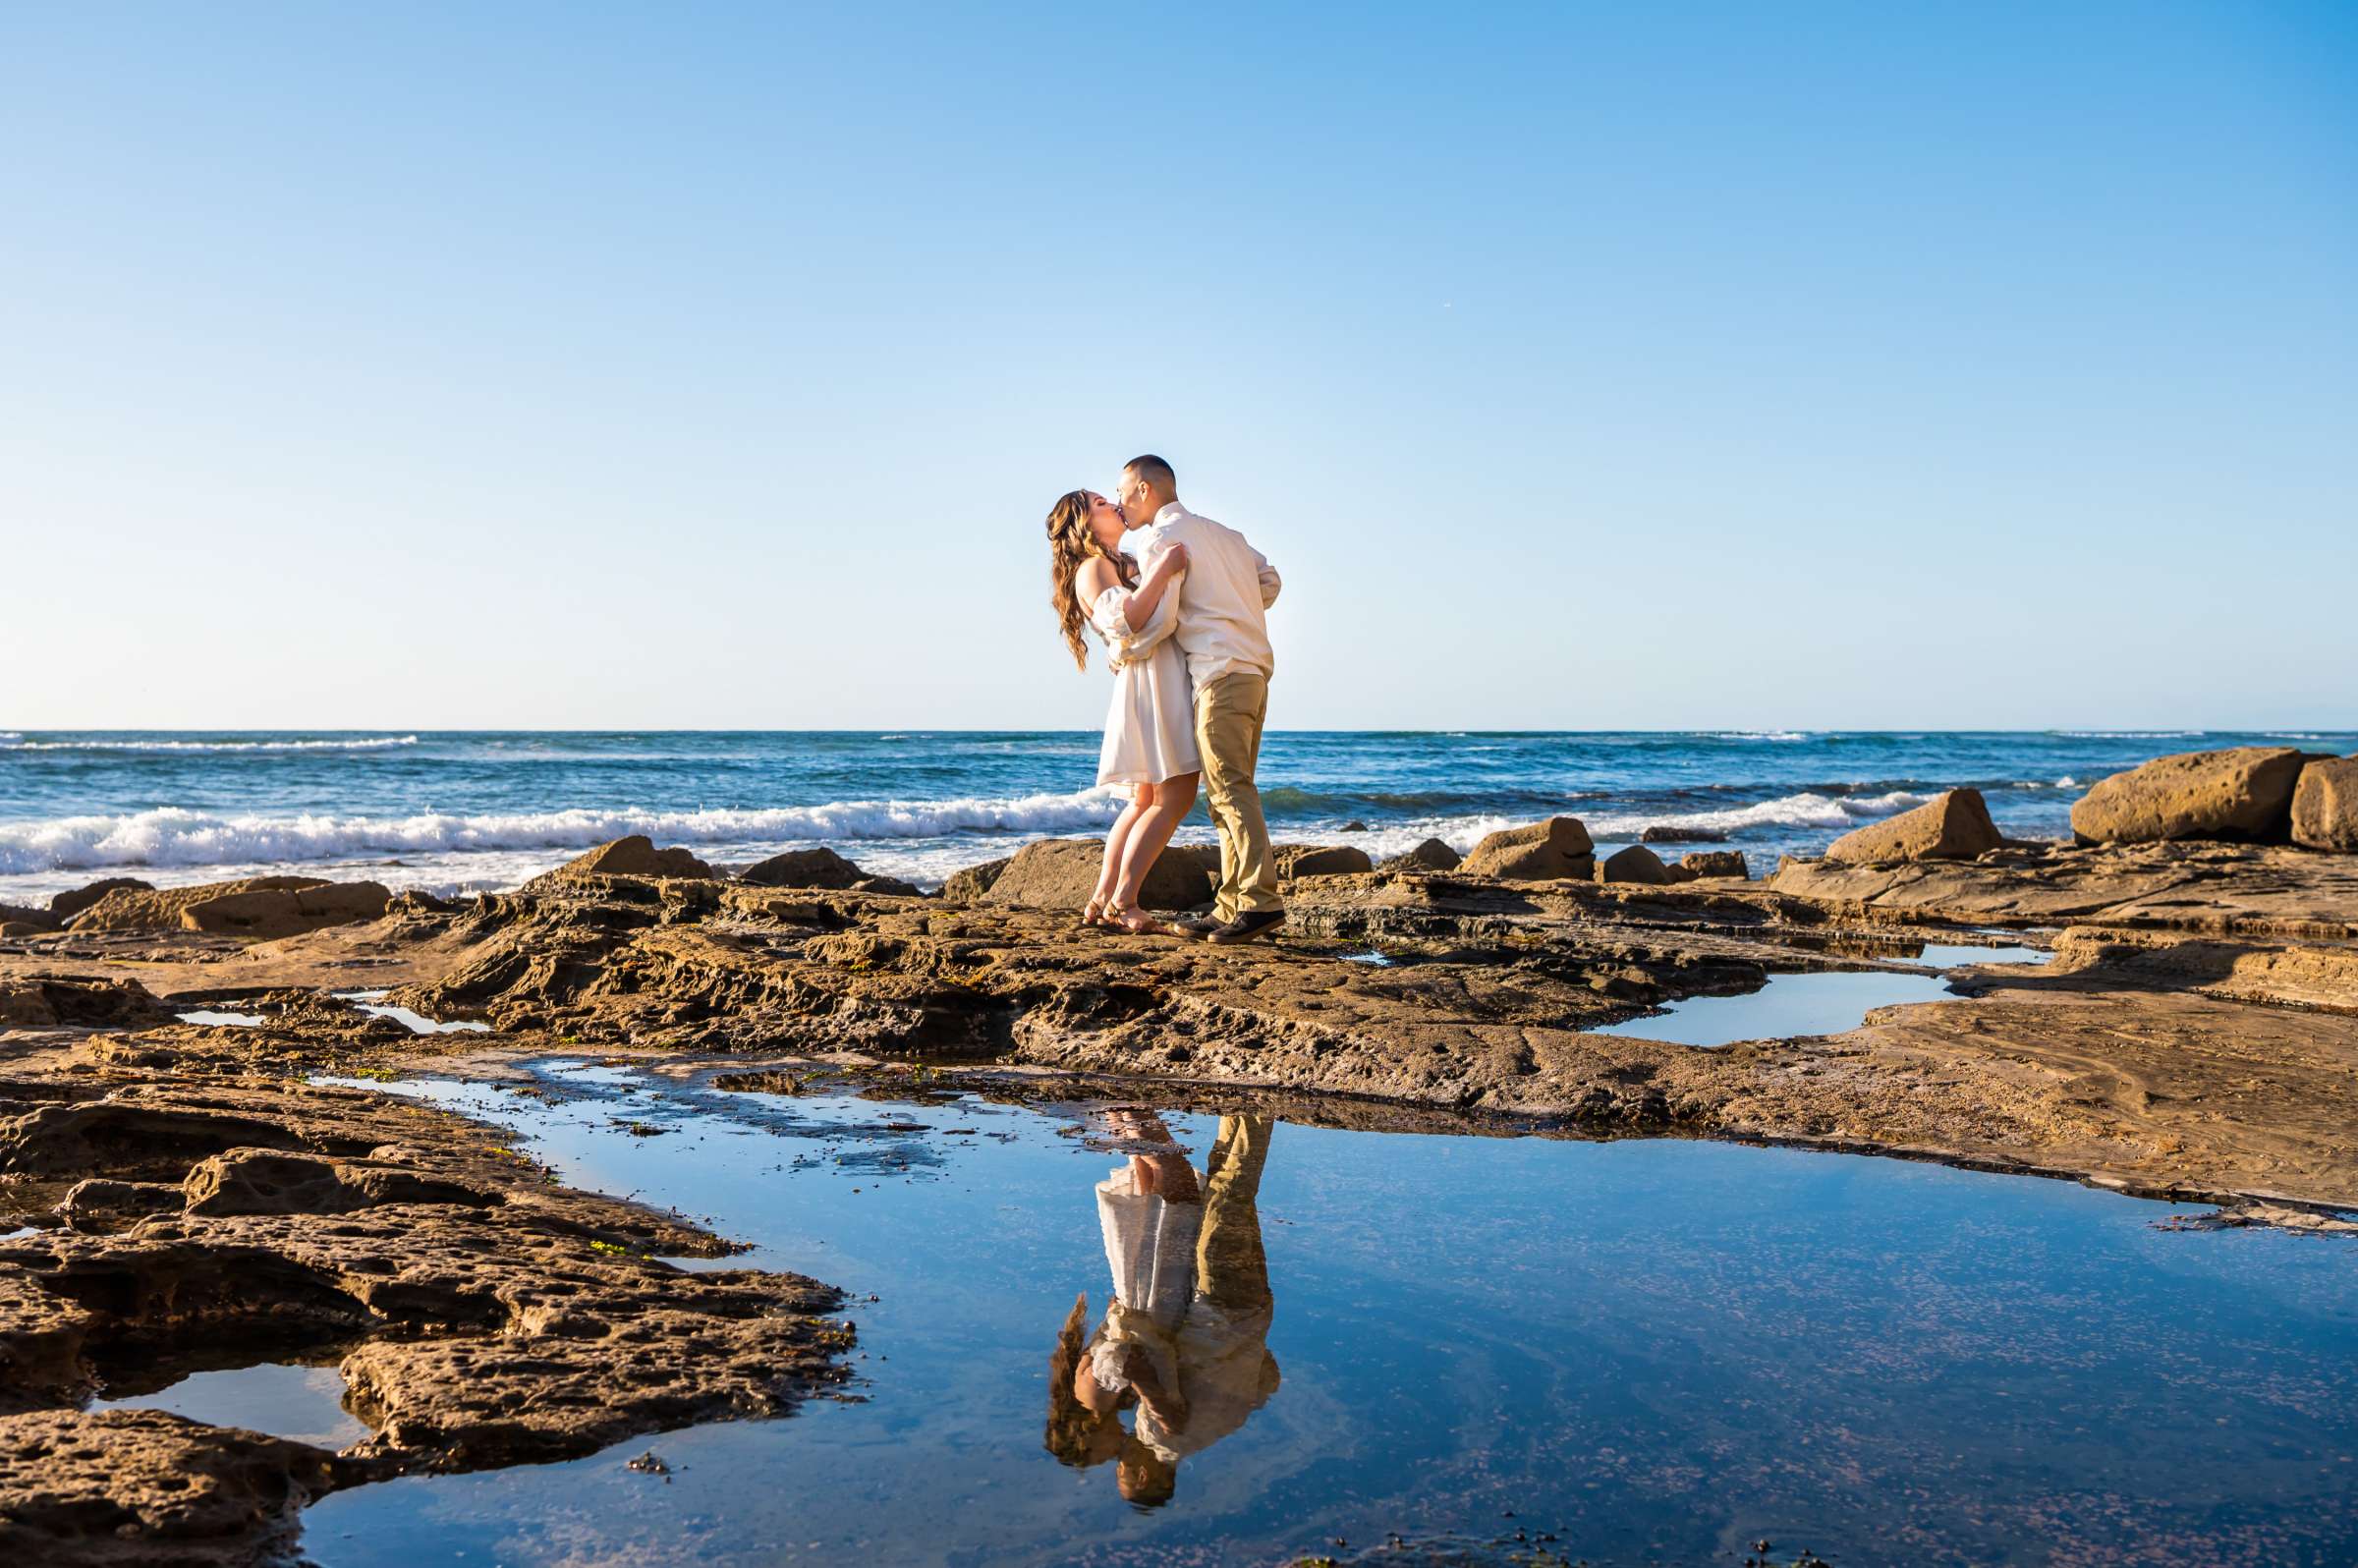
0,1014,854,1567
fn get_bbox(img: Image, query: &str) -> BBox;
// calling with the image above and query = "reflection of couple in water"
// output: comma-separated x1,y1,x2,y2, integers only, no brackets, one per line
1045,1111,1280,1506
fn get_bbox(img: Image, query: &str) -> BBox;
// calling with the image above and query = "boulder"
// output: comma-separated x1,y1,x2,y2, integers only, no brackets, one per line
183,1148,492,1216
48,876,152,921
1640,825,1728,845
1597,845,1672,885
68,875,330,933
179,881,391,939
2291,757,2358,853
1274,844,1375,879
981,838,1211,912
1826,789,2002,864
541,836,716,882
55,1178,184,1230
0,976,176,1030
1660,862,1699,883
1459,817,1596,881
940,856,1012,905
739,847,867,890
1380,838,1463,872
2069,747,2307,846
1680,851,1750,880
0,903,55,931
1339,820,1370,833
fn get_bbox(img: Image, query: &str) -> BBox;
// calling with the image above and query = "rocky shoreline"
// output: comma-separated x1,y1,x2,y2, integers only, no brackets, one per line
3,744,2354,1562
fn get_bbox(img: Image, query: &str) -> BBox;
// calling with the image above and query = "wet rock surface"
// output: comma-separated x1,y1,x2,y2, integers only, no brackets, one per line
0,1406,351,1567
0,1036,853,1563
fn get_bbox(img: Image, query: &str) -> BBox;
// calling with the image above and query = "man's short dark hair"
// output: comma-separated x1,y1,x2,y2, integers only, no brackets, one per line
1123,454,1175,490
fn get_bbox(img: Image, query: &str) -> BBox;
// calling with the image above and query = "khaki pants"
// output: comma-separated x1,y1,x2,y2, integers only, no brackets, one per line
1194,672,1282,922
1197,1115,1273,1314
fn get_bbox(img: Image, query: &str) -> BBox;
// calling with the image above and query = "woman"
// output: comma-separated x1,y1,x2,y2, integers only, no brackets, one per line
1044,488,1200,934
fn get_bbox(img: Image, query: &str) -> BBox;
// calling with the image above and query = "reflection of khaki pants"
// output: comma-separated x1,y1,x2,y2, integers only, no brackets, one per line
1195,672,1281,922
1197,1115,1273,1314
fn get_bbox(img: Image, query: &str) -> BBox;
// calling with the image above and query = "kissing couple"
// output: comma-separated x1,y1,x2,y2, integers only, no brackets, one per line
1044,455,1284,944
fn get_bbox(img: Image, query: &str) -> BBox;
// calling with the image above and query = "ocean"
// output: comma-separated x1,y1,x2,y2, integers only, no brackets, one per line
1,729,2346,906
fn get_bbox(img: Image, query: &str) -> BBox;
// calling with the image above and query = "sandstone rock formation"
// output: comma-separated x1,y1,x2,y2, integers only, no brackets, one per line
1641,825,1728,845
2291,756,2358,853
49,876,152,921
2069,746,2307,846
1680,851,1749,880
181,881,391,939
0,1068,855,1563
67,876,330,933
1826,788,2000,863
1458,816,1595,880
532,835,715,884
0,1407,349,1568
1275,843,1375,878
740,845,866,888
1598,844,1672,884
1380,837,1462,872
979,838,1210,911
0,975,177,1030
739,845,921,896
941,856,1012,904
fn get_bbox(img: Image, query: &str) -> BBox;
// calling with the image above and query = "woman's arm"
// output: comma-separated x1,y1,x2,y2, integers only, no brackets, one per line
1120,541,1189,625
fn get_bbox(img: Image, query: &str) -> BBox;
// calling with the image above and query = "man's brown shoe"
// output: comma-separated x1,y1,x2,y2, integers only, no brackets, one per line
1205,910,1286,945
1169,914,1225,936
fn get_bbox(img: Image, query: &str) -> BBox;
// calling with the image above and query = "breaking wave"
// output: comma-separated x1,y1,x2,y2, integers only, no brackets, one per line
0,789,1128,875
1352,789,1938,861
1581,789,1931,839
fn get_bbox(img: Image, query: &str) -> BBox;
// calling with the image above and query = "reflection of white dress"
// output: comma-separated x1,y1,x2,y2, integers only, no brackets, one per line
1090,577,1201,787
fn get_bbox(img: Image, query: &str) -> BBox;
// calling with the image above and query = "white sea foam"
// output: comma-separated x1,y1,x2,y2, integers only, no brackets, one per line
1582,789,1929,838
1708,730,1811,743
1338,790,1936,866
0,735,421,754
0,789,1129,876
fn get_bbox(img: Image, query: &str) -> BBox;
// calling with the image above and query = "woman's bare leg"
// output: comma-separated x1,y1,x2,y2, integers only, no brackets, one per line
1110,772,1200,929
1090,785,1151,924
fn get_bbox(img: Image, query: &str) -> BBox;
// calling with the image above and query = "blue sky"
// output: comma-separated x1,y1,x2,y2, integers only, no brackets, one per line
3,2,2352,730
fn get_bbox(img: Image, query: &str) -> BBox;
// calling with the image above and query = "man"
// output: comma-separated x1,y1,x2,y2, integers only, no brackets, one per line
1119,454,1285,943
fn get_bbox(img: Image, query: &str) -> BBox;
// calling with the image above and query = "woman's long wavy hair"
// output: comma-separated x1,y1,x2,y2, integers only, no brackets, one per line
1046,490,1138,671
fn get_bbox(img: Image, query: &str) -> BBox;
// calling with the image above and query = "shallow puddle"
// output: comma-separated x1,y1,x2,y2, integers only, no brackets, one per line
302,1060,2358,1567
1913,939,2053,968
334,989,492,1035
176,1009,267,1028
95,1362,368,1449
1587,969,1955,1046
1591,937,2052,1047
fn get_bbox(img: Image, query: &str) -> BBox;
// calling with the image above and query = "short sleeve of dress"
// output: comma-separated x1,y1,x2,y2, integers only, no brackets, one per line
1089,581,1179,666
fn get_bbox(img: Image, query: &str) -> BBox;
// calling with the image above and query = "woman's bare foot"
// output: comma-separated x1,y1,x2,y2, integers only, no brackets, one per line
1080,899,1107,927
1112,906,1170,935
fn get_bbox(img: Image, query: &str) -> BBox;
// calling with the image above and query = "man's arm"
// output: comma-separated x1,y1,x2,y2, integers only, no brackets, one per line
1254,546,1280,609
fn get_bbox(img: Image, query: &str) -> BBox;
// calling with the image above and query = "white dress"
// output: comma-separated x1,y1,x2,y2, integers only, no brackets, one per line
1090,576,1201,787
